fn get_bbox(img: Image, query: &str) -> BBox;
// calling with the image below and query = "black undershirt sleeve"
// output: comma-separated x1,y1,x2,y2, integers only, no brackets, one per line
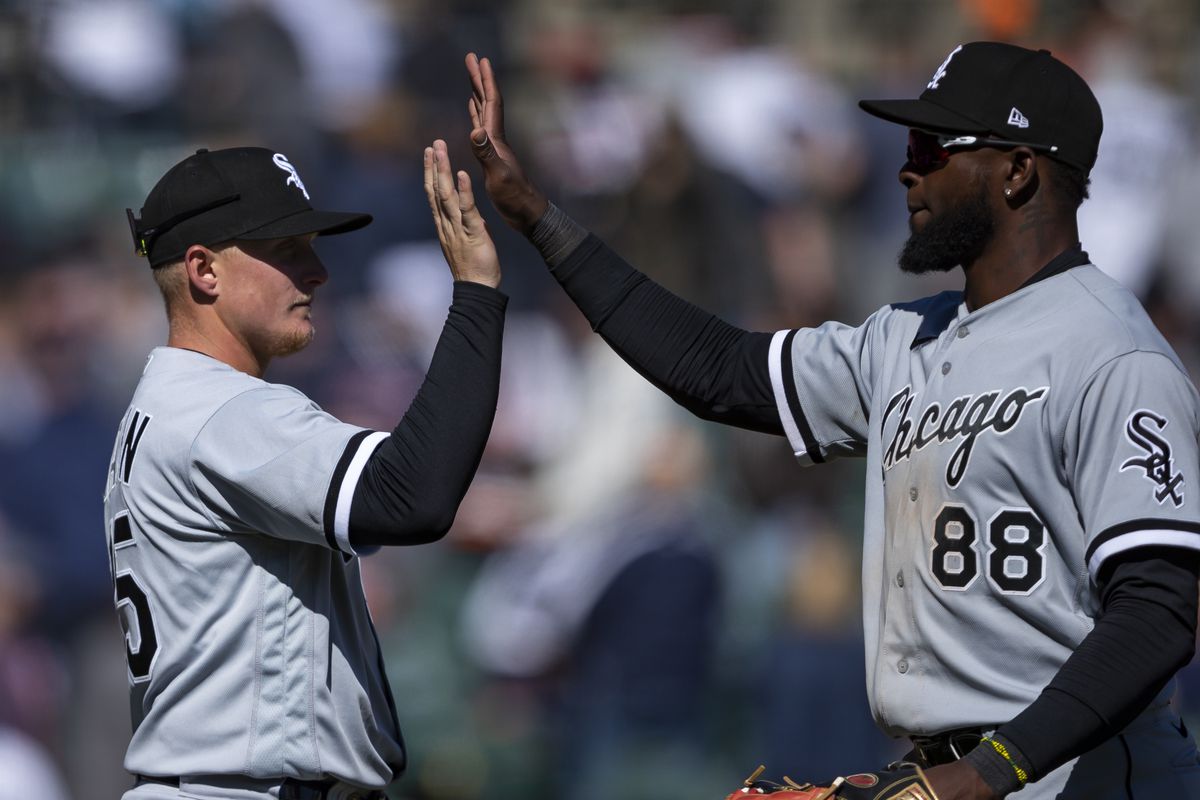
347,281,507,547
549,234,782,434
969,547,1199,795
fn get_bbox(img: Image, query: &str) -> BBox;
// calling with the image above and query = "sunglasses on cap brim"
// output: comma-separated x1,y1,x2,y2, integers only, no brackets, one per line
126,194,241,258
905,129,1060,172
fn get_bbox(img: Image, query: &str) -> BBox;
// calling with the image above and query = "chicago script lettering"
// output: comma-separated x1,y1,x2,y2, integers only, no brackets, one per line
883,385,1048,487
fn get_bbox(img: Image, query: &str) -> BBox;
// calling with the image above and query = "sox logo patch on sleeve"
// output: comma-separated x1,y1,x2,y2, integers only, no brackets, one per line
1121,409,1185,507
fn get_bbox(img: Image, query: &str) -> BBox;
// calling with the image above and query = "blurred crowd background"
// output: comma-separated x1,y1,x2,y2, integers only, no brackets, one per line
2,0,1200,798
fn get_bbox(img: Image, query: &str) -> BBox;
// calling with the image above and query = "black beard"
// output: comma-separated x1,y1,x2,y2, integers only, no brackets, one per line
898,182,995,274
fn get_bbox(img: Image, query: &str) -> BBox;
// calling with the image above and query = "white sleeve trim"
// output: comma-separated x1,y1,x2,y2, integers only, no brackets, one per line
333,431,390,555
1088,528,1200,578
768,329,808,458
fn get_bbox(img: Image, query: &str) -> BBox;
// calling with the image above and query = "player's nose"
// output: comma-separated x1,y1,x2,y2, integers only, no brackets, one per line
300,250,329,287
310,258,329,286
899,162,920,189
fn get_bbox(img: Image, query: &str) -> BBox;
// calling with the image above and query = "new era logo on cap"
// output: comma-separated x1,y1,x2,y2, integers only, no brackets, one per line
858,41,1103,171
1007,107,1030,129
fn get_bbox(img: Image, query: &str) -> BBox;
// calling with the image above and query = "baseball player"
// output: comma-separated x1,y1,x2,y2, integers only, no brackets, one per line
460,43,1200,799
106,141,501,799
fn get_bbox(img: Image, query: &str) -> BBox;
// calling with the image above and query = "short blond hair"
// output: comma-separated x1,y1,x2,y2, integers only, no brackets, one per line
151,260,187,314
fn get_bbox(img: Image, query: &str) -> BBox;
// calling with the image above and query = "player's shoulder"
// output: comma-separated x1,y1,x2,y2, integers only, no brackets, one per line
1061,265,1177,360
131,347,312,427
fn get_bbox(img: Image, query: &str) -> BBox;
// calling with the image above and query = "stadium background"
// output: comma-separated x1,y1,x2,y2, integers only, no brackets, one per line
0,0,1198,797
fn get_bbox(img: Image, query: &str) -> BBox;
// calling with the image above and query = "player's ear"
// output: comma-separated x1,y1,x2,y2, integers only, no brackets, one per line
1002,147,1038,203
183,244,220,299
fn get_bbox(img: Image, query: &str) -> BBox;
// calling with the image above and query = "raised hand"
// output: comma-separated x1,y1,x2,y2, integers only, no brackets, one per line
465,52,549,234
424,139,501,288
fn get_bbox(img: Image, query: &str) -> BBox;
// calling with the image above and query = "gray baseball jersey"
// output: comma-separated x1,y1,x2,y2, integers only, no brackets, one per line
768,263,1200,737
103,347,403,787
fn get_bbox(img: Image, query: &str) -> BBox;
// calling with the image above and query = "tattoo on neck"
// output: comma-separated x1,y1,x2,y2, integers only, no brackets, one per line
1016,194,1051,252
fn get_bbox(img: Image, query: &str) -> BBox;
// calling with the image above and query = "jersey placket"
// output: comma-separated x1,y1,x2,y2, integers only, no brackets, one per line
879,314,975,732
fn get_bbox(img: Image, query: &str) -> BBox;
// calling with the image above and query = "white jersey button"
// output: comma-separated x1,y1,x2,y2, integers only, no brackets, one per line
941,362,951,375
909,487,918,501
898,659,909,674
896,571,905,587
957,326,970,338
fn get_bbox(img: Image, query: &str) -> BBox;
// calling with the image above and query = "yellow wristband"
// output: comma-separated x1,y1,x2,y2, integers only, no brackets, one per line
983,736,1029,785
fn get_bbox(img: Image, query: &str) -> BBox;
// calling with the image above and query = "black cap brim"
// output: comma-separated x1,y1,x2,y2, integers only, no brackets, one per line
858,98,991,134
235,208,373,241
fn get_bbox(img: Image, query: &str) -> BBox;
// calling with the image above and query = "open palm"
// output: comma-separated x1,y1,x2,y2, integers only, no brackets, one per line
465,52,548,234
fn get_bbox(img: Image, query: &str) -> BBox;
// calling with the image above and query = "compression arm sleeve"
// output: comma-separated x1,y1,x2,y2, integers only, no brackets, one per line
348,281,507,547
532,204,782,434
965,547,1199,795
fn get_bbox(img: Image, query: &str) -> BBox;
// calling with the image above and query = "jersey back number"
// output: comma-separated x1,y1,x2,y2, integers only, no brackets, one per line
108,408,160,684
110,511,159,682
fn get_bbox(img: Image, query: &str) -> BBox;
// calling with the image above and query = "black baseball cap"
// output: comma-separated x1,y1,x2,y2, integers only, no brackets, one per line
859,42,1103,171
127,147,372,267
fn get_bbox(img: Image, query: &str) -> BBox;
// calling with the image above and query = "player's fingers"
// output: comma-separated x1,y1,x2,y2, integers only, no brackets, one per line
465,52,483,92
468,97,482,132
468,98,490,158
423,146,450,238
424,147,454,257
422,146,439,217
456,170,480,221
469,126,497,164
479,56,504,133
465,52,486,112
432,140,463,225
430,142,450,211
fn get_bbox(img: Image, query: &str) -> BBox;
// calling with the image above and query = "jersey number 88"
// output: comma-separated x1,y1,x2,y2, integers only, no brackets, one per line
931,504,1046,594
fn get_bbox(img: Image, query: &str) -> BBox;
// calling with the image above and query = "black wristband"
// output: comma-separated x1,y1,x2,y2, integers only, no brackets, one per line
529,202,588,267
963,735,1029,798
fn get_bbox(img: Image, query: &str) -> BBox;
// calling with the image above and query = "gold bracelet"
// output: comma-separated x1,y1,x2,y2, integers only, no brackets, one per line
982,736,1029,785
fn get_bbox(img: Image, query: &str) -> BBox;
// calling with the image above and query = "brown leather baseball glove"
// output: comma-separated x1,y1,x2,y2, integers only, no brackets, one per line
724,763,939,800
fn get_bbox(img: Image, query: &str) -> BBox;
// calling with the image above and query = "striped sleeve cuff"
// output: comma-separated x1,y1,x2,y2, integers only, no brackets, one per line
322,430,390,555
768,329,824,464
1085,519,1200,577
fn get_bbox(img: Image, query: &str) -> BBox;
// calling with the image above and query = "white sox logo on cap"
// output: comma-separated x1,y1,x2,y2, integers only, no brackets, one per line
926,44,962,90
273,152,310,200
